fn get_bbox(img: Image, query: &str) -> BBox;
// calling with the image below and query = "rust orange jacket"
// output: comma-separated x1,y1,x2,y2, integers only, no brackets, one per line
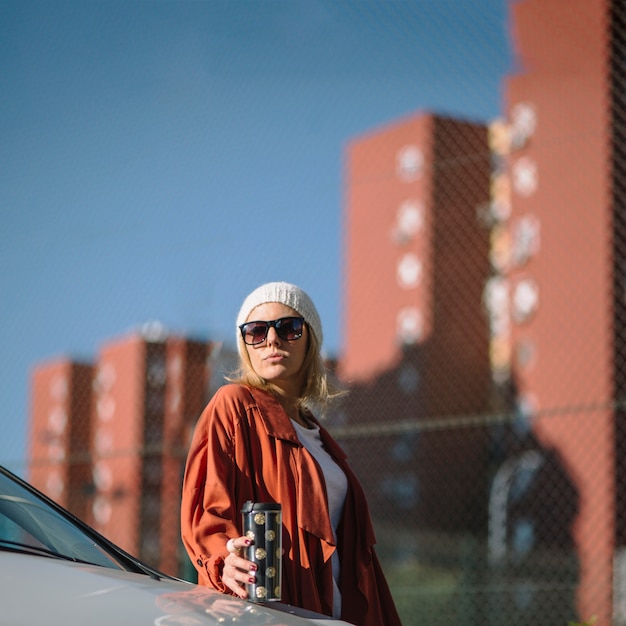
181,384,401,626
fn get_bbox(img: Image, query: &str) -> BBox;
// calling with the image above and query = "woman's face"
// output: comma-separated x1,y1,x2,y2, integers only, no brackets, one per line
243,302,308,397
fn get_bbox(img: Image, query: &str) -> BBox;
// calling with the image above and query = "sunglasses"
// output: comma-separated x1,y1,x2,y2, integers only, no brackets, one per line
239,316,305,346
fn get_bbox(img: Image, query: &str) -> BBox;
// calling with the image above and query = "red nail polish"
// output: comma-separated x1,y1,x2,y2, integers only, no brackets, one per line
248,576,256,583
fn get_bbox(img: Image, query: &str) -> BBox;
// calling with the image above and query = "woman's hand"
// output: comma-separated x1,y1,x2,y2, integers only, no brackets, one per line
222,536,258,598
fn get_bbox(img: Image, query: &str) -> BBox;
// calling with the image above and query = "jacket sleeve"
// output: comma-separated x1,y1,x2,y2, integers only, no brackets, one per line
180,386,244,591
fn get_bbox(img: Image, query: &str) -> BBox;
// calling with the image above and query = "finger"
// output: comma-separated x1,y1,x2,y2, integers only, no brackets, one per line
226,552,257,575
222,561,256,599
228,536,253,552
224,576,248,599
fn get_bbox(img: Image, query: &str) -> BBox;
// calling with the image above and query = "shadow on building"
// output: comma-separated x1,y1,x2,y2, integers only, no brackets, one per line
332,347,580,624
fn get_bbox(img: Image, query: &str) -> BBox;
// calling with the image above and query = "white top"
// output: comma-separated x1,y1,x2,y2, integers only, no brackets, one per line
292,419,348,619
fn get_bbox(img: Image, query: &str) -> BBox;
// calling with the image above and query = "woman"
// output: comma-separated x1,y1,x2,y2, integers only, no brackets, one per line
181,281,401,626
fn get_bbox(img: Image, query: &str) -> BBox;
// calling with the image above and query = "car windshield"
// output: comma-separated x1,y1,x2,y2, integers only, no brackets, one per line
0,469,124,569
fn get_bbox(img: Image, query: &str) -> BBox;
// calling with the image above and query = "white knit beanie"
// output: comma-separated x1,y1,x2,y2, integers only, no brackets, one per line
236,281,323,348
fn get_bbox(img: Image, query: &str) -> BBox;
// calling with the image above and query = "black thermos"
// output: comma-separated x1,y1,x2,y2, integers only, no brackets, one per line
241,501,282,602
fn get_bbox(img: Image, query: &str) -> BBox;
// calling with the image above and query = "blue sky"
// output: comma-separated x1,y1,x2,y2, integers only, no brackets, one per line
0,0,511,469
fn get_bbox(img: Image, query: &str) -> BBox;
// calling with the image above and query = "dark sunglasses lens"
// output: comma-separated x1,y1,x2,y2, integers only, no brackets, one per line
276,317,304,340
242,322,269,345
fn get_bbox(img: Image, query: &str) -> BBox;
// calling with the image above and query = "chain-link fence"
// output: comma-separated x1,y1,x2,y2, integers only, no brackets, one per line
5,0,624,625
338,3,618,623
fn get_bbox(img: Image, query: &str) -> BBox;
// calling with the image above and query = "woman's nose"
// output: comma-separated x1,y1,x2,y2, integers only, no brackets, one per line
266,326,280,344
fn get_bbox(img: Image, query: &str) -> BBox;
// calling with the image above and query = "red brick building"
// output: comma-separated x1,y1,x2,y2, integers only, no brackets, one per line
340,1,623,622
29,359,93,520
484,0,616,622
340,112,493,529
29,329,212,576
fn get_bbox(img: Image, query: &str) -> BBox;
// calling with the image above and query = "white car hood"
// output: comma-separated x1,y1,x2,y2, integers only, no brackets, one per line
0,552,351,626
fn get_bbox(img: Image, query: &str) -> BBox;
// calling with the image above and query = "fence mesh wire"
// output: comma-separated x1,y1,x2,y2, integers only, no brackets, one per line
5,1,626,625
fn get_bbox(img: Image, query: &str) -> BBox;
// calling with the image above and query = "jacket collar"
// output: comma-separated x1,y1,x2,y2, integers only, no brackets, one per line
245,386,348,462
245,386,301,444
